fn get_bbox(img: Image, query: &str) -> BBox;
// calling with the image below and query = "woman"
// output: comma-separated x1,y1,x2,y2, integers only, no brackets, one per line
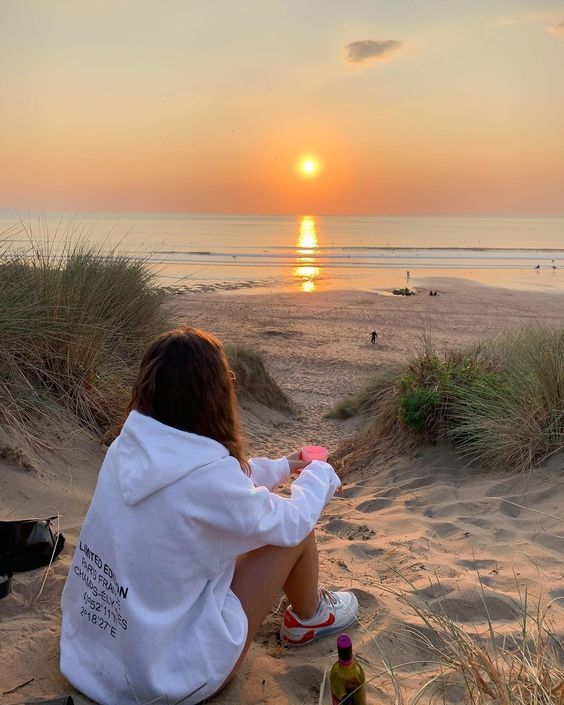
60,327,358,705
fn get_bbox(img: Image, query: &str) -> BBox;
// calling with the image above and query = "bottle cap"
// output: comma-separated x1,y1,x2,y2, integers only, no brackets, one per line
337,633,353,666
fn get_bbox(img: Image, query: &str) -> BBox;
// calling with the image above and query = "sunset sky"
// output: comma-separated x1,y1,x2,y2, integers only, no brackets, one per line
1,0,563,216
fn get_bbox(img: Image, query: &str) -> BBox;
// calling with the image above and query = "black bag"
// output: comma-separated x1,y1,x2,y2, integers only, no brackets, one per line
0,517,65,573
0,571,12,598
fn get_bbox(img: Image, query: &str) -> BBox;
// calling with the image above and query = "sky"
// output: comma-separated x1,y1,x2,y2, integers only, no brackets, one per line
1,0,563,216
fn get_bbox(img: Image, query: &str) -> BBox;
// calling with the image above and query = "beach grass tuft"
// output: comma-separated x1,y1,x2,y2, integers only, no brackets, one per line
331,327,564,474
226,344,292,413
0,232,292,456
0,236,168,452
375,580,564,704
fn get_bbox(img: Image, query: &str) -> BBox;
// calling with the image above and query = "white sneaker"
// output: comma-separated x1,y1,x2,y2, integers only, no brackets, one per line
279,587,359,646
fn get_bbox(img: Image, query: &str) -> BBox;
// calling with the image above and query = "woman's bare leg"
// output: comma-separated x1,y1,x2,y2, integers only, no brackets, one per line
210,531,320,697
233,530,319,636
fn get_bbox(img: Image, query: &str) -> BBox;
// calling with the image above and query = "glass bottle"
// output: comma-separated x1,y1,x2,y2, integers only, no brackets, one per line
329,634,367,704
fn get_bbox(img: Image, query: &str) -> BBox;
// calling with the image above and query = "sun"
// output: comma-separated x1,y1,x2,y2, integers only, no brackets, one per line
298,156,320,177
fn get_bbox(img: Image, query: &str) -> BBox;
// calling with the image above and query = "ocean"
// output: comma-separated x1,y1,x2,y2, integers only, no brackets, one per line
1,212,563,294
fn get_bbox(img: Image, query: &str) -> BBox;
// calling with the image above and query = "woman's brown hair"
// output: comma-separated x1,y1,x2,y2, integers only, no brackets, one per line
127,326,248,472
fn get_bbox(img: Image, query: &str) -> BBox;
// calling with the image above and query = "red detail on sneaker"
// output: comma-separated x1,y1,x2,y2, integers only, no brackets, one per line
313,612,336,628
282,629,315,645
284,611,304,629
283,609,336,629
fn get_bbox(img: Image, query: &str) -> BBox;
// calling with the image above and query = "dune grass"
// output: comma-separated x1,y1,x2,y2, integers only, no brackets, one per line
331,328,564,475
0,232,291,457
0,237,168,452
226,344,291,413
368,580,564,704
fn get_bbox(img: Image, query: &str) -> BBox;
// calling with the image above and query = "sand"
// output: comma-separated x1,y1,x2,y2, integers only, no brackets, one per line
1,278,563,704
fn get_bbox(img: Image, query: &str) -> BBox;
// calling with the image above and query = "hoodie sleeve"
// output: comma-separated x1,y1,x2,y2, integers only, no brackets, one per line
248,456,290,490
186,458,341,554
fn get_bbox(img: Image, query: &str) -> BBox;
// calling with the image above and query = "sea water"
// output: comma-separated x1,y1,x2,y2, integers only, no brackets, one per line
1,212,563,293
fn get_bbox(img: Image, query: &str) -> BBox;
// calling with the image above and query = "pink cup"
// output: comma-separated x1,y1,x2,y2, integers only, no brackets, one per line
301,445,329,463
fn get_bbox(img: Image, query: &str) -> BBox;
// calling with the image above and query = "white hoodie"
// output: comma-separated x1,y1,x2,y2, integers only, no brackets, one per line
60,411,341,705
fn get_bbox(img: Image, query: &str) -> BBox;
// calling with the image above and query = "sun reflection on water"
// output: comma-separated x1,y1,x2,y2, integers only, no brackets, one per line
293,216,322,292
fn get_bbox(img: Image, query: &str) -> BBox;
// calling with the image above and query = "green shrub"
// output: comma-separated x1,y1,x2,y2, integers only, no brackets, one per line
398,386,441,431
332,328,564,473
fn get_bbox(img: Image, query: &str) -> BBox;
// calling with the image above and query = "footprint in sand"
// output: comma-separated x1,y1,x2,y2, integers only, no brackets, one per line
421,500,484,519
498,498,521,517
340,480,396,499
356,497,392,513
414,582,454,600
398,475,435,491
458,558,499,571
323,518,356,535
350,587,379,610
430,592,518,623
340,485,373,499
323,518,376,540
531,532,564,555
282,665,325,700
346,543,386,560
430,521,464,539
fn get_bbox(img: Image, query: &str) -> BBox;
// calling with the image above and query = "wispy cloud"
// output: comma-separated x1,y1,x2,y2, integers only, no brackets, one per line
500,12,564,38
548,21,564,37
344,39,402,66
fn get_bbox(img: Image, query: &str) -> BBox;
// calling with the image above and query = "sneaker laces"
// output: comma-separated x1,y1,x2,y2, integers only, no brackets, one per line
319,586,338,608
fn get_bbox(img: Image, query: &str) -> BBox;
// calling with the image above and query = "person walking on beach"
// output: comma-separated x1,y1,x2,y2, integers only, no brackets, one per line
60,327,356,705
370,330,378,344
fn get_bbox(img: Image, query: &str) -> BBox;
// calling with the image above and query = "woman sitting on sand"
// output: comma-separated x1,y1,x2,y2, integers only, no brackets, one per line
60,327,357,705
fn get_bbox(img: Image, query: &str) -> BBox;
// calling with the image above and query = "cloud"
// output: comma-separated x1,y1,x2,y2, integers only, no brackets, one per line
500,13,564,37
548,21,564,37
344,39,402,65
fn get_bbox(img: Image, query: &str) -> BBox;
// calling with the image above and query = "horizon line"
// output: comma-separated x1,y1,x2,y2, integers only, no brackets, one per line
1,208,564,220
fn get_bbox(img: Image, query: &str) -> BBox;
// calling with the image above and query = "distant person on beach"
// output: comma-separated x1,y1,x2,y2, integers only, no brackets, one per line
535,264,541,270
60,327,355,705
406,270,411,279
370,330,378,344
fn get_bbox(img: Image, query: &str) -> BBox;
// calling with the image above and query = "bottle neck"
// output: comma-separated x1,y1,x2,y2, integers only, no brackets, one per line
336,635,354,668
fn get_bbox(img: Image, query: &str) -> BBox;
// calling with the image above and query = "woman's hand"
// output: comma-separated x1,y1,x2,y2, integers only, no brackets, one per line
286,449,308,475
286,449,343,493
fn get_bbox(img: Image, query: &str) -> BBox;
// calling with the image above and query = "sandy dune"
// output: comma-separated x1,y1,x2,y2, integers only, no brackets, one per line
1,279,563,704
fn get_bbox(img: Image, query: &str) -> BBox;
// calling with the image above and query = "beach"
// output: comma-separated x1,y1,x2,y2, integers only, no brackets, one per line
1,278,563,704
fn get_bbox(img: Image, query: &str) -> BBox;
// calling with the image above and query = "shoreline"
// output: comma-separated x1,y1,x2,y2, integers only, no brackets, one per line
163,272,564,296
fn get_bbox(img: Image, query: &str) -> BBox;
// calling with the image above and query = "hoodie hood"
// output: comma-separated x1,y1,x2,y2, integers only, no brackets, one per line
116,411,229,505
